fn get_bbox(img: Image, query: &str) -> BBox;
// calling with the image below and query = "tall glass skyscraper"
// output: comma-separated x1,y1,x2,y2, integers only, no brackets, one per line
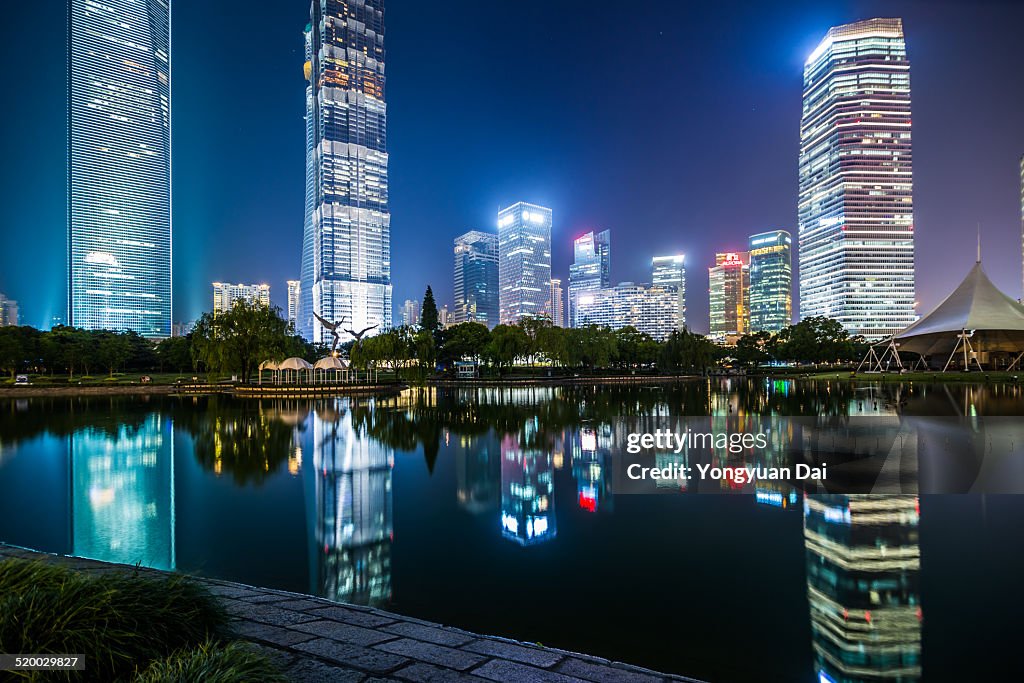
799,18,915,340
708,252,749,341
301,0,392,343
652,254,686,329
568,230,611,327
453,230,499,327
498,202,552,324
748,230,792,333
68,0,171,337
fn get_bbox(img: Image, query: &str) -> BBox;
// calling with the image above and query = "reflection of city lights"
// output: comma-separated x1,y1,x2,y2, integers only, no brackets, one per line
578,489,597,512
581,430,597,452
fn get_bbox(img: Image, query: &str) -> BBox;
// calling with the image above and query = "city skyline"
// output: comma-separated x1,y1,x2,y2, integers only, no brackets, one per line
2,1,1023,333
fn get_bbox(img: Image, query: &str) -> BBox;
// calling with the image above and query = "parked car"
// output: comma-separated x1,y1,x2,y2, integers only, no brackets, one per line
15,375,29,386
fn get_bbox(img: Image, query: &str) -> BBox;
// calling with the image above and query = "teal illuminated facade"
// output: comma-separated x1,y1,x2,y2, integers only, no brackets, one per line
68,0,171,337
301,0,392,342
453,231,499,327
748,230,792,333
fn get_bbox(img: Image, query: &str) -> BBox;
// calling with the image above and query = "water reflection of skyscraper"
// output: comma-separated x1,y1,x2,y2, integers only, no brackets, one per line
573,425,614,512
455,434,500,515
500,431,556,545
71,415,175,571
307,402,393,607
804,495,921,682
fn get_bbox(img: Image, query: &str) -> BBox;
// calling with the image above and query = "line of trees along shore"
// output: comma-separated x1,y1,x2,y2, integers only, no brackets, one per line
0,294,867,382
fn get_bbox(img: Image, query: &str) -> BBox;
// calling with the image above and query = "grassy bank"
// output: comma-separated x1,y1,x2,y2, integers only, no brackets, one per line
0,559,284,682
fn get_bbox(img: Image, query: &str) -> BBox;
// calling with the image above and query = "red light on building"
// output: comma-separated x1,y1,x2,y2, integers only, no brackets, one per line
578,492,597,512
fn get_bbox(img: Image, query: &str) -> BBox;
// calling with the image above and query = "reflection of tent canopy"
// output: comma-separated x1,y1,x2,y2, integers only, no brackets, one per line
861,263,1024,371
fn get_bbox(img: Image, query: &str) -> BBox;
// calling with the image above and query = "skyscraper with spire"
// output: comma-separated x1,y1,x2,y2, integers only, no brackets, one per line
799,18,915,339
301,0,392,342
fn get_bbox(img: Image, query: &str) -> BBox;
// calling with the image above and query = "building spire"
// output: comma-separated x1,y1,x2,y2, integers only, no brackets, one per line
977,223,982,264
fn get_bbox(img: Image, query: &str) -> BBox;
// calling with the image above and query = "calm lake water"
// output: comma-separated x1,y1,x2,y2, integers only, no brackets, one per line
2,380,1023,682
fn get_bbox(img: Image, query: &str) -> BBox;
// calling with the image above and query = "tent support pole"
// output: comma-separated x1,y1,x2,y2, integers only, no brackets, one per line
1008,350,1024,372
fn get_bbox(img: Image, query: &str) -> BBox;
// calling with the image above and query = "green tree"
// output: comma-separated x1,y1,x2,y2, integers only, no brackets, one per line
421,286,439,335
733,331,773,368
190,300,293,383
440,322,491,364
156,336,194,373
96,331,132,376
485,325,530,374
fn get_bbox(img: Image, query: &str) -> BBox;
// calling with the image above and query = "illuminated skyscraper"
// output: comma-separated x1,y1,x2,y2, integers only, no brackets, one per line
799,18,915,339
287,280,301,329
568,230,611,327
498,202,552,324
0,293,18,327
748,230,792,333
68,0,171,337
652,255,686,328
301,0,392,343
804,495,921,681
576,283,680,340
453,230,499,327
401,299,420,327
708,252,749,341
1019,155,1023,300
548,278,565,327
211,282,270,316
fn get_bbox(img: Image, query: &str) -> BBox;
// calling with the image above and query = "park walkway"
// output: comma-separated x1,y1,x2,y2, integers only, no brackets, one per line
0,544,705,683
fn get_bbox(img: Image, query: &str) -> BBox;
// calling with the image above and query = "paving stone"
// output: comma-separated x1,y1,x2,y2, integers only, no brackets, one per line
274,598,329,612
239,592,295,604
307,606,400,628
382,622,476,647
462,639,564,668
204,584,257,599
284,657,368,683
554,658,664,683
224,600,321,626
472,659,586,683
374,639,486,671
245,643,297,670
292,619,400,647
230,620,318,647
294,637,409,674
392,661,491,682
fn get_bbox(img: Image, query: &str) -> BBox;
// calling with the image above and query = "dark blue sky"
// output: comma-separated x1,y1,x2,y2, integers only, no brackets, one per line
1,0,1022,333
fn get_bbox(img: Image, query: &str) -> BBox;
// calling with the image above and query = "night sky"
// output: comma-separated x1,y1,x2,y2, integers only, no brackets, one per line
1,0,1022,333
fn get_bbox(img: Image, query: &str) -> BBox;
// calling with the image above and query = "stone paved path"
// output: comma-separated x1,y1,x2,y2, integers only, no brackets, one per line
0,545,705,683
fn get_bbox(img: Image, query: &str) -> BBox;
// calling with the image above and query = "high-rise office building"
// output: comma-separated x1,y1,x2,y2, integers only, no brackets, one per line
498,202,552,324
68,0,171,338
287,280,301,329
748,231,793,333
567,230,611,327
453,231,499,327
401,299,420,327
301,0,391,343
549,279,565,327
652,255,686,329
0,293,18,327
799,18,915,339
575,283,680,340
708,252,749,342
1020,155,1023,300
804,494,921,681
212,283,270,316
439,305,452,329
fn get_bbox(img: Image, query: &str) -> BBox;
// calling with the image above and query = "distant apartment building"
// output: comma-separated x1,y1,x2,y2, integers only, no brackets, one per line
575,283,680,340
651,255,686,330
212,282,270,316
171,320,196,338
567,230,611,327
498,202,552,324
708,252,749,342
286,280,301,329
401,299,421,327
439,305,453,329
549,278,565,327
748,231,792,333
0,293,18,327
453,230,499,327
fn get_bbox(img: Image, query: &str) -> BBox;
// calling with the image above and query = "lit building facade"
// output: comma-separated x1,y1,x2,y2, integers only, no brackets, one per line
301,0,392,343
498,202,552,324
453,230,499,327
212,283,270,316
549,278,565,327
287,280,301,329
652,255,686,329
567,230,611,327
804,494,921,681
1020,155,1023,300
500,434,556,545
575,283,680,340
401,299,420,327
748,230,792,333
0,293,18,327
68,0,171,338
799,18,915,339
708,252,749,342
